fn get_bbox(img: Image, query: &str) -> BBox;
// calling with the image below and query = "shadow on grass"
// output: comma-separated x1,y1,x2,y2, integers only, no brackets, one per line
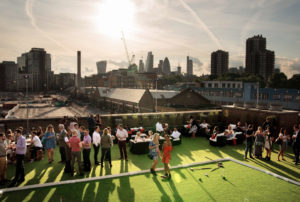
152,175,172,202
117,160,135,202
186,169,216,202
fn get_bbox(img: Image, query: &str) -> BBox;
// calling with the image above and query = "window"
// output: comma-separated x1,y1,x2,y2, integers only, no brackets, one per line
237,84,241,88
283,94,292,101
273,94,280,100
208,83,212,88
232,84,236,88
222,83,225,88
214,83,218,88
227,83,230,88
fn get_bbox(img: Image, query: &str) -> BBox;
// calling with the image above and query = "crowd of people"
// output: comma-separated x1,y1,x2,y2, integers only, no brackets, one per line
0,115,299,188
0,115,176,187
208,117,300,164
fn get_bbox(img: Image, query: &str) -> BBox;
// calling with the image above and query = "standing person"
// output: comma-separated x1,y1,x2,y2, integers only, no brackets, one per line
30,131,43,162
0,133,8,185
100,128,113,168
95,114,102,127
292,125,300,165
37,126,44,140
264,127,272,161
79,126,85,141
82,129,91,172
57,124,67,163
244,124,254,159
156,121,164,134
277,128,288,161
74,123,81,140
9,129,26,187
189,116,199,139
149,133,161,175
88,114,96,137
43,124,56,164
92,126,101,165
161,134,172,179
64,129,72,173
253,126,265,159
262,117,275,138
68,131,83,176
116,124,128,160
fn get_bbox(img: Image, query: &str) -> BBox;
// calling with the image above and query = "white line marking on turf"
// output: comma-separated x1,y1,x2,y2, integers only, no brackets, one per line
229,158,300,186
0,157,298,194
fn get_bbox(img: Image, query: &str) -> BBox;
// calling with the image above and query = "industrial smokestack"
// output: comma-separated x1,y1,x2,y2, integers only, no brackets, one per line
77,51,81,88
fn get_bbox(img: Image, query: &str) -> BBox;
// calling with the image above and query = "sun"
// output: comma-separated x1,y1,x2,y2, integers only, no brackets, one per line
93,0,136,38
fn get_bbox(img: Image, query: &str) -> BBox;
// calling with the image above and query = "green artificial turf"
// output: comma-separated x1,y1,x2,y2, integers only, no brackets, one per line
1,136,300,201
1,161,299,202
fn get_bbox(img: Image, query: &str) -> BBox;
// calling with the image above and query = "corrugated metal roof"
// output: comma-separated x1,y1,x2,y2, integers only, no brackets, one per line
97,87,146,103
149,90,180,99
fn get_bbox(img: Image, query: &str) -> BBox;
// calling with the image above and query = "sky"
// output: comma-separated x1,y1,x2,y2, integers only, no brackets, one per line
0,0,300,78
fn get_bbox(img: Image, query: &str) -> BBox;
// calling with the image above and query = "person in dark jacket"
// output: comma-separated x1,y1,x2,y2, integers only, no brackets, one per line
292,125,300,165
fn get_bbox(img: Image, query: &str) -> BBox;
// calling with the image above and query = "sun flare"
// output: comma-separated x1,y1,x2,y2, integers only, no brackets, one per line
93,0,136,37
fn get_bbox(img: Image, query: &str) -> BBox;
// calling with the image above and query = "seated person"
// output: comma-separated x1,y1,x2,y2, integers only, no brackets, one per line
171,128,181,139
200,120,210,129
146,130,153,139
156,121,164,133
164,123,170,134
30,131,43,162
224,125,234,138
134,132,144,143
211,126,219,139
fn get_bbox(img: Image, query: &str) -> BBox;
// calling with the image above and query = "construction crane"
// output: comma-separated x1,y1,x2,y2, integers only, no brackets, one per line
121,30,134,66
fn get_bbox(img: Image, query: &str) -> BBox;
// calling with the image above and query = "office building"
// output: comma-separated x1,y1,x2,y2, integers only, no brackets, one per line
211,50,229,76
145,51,154,73
138,59,144,73
177,66,181,75
162,57,171,75
96,60,107,74
245,35,275,79
17,48,51,91
186,56,193,76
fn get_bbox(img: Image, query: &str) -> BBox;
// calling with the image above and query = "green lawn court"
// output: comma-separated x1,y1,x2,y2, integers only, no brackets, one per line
0,136,299,201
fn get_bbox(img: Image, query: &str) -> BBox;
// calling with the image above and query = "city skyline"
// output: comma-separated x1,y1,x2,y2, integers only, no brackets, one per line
0,0,300,78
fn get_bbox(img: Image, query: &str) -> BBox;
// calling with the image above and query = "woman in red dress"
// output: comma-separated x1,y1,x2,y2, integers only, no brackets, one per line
161,133,173,179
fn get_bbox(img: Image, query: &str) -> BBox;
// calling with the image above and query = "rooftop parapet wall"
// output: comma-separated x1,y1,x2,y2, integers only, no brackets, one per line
0,110,222,132
222,105,299,133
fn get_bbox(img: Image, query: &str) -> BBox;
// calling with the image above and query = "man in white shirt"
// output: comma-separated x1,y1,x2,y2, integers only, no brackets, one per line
93,126,101,165
171,128,181,139
156,121,164,133
30,131,43,162
116,124,128,160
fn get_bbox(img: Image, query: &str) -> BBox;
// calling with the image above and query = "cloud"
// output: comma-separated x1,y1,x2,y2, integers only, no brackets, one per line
276,57,300,78
189,57,203,67
25,0,70,51
177,0,223,49
108,60,129,69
